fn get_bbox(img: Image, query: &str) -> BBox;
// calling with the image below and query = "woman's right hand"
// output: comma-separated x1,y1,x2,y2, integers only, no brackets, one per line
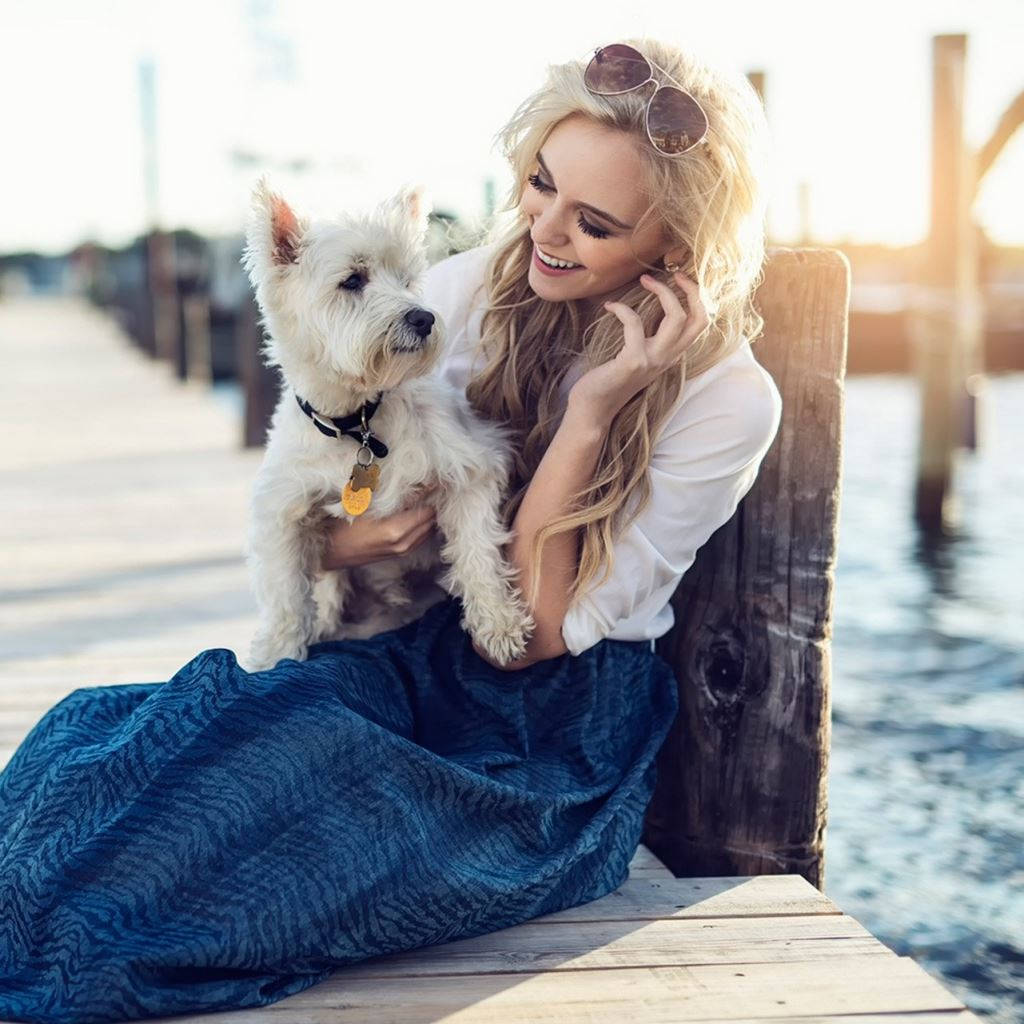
321,483,440,570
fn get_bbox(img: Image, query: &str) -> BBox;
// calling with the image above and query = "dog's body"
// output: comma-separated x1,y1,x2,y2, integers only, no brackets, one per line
240,178,534,671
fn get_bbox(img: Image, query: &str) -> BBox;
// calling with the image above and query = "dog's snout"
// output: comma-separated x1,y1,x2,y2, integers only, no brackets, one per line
404,308,435,339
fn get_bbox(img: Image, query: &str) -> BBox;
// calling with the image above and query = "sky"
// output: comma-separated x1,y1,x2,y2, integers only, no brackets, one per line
2,0,1023,255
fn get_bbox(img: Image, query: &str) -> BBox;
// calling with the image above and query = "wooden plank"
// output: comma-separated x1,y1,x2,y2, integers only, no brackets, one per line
532,874,840,922
148,1010,981,1024
139,953,963,1022
628,842,673,878
329,914,887,979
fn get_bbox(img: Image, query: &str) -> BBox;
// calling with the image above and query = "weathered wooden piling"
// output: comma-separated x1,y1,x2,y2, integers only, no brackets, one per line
648,247,850,892
910,34,984,534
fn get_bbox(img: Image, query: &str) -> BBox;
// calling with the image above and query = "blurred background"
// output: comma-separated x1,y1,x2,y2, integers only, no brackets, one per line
1,1,1021,1020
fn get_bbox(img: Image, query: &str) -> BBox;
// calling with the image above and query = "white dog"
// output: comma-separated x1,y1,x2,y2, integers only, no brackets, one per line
239,177,534,671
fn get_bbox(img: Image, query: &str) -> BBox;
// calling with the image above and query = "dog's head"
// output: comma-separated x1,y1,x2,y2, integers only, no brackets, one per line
241,177,444,396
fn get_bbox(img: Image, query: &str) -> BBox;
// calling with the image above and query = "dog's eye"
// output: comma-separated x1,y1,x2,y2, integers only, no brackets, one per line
338,272,366,291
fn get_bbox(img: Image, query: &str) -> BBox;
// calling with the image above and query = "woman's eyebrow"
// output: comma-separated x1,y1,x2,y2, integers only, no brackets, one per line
536,150,635,231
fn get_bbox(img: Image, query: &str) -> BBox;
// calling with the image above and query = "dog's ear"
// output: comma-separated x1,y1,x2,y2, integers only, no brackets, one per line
381,183,432,242
241,175,308,285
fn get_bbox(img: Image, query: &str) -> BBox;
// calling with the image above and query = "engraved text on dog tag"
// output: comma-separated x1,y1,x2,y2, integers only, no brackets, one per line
342,481,372,516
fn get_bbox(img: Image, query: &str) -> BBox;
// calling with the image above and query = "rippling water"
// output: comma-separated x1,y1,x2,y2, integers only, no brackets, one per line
828,373,1024,1022
213,374,1023,1018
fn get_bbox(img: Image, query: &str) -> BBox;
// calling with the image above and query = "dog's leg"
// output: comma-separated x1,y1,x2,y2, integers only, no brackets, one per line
245,504,324,671
311,570,352,642
434,472,535,666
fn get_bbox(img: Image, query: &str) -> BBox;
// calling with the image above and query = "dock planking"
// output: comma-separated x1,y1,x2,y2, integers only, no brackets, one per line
0,297,981,1022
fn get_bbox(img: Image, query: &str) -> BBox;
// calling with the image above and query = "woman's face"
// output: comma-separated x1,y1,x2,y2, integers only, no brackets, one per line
521,114,675,316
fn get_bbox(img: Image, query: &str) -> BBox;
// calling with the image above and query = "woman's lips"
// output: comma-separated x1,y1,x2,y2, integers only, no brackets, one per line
533,244,584,276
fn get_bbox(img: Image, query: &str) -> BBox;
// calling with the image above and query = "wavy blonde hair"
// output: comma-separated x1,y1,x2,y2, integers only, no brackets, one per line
461,36,771,611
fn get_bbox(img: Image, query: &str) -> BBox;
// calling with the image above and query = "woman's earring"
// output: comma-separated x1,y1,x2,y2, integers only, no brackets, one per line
663,254,684,273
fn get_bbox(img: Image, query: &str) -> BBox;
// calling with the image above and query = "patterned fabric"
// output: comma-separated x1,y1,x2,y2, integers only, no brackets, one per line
0,595,679,1023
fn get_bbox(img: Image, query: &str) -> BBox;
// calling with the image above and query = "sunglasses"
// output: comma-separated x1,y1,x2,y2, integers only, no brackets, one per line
583,43,710,157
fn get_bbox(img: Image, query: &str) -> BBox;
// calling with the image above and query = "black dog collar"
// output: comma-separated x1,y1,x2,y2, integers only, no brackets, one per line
294,391,389,458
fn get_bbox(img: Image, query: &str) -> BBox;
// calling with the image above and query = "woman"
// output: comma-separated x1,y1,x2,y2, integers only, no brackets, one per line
0,37,781,1022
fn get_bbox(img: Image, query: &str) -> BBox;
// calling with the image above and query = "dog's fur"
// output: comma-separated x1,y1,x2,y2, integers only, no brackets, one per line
240,177,534,671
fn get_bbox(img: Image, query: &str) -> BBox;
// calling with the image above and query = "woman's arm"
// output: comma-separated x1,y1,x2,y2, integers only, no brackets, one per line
472,400,611,670
472,270,709,670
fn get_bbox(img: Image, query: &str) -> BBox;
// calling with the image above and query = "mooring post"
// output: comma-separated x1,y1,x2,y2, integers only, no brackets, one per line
646,247,849,892
910,34,985,534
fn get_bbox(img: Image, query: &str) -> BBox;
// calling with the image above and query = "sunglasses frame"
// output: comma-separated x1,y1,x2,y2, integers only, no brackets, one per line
584,43,711,157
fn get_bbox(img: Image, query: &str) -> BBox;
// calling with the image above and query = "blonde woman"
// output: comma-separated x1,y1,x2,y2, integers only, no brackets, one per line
0,38,781,1021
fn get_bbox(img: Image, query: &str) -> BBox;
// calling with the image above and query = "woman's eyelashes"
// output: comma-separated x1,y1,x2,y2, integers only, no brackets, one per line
526,172,611,239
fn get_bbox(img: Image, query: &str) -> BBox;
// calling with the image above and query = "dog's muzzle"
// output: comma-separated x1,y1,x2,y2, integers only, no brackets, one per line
405,307,435,336
395,307,435,351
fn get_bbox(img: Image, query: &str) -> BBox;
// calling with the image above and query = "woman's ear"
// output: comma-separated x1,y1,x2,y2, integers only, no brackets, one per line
661,249,688,272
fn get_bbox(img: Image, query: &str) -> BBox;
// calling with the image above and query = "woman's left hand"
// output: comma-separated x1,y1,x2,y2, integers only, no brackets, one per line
567,270,712,424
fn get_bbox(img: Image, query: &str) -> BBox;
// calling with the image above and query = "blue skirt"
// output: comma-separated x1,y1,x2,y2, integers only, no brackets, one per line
0,594,679,1024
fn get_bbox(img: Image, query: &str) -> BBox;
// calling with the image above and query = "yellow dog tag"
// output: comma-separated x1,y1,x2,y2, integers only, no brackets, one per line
341,481,372,516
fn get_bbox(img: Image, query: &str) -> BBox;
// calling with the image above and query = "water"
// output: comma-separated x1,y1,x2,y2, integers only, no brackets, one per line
214,373,1023,1017
827,373,1023,1022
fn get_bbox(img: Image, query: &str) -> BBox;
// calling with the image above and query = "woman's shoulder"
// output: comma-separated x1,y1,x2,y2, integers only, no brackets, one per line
655,341,783,476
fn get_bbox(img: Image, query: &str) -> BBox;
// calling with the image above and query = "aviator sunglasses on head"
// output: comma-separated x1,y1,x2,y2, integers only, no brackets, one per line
583,43,711,157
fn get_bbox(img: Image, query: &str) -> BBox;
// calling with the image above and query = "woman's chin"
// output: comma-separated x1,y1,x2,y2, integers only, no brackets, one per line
528,264,590,299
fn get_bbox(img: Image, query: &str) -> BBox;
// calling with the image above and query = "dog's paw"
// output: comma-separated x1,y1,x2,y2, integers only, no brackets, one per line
464,599,535,667
247,632,309,672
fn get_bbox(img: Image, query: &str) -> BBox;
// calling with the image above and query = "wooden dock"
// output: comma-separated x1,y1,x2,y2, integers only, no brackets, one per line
0,297,981,1022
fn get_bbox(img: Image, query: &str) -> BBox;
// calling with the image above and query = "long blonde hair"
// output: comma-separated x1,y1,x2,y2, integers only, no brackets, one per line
463,36,771,611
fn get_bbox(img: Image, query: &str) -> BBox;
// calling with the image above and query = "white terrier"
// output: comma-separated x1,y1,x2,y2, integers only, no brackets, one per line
240,177,534,671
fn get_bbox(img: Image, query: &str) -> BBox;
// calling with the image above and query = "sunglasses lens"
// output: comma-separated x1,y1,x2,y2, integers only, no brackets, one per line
584,43,651,94
648,87,709,154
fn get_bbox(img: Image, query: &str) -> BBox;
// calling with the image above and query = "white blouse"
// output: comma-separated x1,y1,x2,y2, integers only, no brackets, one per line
420,242,783,657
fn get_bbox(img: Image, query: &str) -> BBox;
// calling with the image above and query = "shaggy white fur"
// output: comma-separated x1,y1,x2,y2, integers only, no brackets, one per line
240,177,534,671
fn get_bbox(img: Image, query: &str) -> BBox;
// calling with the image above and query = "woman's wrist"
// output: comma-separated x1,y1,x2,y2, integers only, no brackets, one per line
563,394,619,438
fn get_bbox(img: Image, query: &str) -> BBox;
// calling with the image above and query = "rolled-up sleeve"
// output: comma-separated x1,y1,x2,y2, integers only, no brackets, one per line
560,365,782,656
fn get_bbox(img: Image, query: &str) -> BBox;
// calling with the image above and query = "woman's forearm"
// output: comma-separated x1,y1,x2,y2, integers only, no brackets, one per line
480,402,611,670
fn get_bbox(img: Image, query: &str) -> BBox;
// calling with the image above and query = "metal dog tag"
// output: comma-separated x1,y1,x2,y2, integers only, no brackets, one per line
341,440,379,516
350,462,380,491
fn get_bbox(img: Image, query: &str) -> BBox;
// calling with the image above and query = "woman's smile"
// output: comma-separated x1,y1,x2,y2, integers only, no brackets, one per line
532,243,585,276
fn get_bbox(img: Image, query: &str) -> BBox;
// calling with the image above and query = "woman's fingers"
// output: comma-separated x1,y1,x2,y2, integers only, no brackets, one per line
639,273,687,325
399,499,436,532
395,514,438,554
640,271,712,358
602,300,649,365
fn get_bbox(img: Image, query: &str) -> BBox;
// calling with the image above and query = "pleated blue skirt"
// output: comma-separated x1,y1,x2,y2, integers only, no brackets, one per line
0,594,679,1024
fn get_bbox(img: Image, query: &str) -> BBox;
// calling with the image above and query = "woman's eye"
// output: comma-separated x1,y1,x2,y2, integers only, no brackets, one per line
527,171,553,194
527,171,611,240
338,271,366,291
576,214,609,239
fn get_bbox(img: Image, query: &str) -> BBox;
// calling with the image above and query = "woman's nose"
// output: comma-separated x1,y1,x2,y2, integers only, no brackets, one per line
529,205,569,244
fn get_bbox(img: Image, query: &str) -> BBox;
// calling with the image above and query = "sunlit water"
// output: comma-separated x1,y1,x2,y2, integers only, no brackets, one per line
828,372,1023,1022
214,374,1024,1020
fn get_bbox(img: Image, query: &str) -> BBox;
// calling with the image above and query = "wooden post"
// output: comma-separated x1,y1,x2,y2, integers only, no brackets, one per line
135,239,157,357
910,34,984,533
175,234,212,385
645,247,849,892
182,292,213,385
147,230,180,370
237,290,280,448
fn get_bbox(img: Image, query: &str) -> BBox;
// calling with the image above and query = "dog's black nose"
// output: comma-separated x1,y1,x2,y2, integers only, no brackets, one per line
404,307,435,339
